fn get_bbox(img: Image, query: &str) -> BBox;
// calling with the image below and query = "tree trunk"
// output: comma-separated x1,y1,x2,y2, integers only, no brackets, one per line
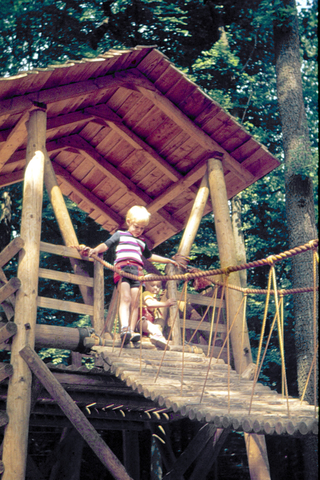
274,0,318,406
273,2,318,478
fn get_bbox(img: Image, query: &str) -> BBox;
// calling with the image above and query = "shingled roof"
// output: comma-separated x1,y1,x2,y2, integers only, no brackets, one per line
0,46,280,247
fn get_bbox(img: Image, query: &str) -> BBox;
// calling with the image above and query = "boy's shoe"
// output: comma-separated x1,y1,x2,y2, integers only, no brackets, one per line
120,328,131,346
150,334,169,350
130,331,141,343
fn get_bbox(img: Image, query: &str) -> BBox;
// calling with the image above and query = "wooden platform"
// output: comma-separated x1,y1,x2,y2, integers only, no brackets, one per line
92,344,318,437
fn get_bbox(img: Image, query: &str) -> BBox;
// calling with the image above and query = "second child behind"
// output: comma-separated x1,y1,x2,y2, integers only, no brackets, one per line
82,206,180,345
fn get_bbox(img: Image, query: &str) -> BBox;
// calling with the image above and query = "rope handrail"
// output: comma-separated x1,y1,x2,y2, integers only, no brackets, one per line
88,238,318,296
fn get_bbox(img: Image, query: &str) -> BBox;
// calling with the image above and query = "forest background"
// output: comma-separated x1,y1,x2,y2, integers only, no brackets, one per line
0,1,318,477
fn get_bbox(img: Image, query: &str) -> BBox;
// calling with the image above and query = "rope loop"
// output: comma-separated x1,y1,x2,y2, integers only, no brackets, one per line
222,267,232,276
266,255,278,265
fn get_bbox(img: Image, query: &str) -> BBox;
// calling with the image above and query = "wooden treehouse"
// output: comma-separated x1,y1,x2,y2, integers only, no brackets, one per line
0,47,317,480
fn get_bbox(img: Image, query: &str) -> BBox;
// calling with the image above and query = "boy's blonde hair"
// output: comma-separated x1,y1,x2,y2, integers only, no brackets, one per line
126,205,151,226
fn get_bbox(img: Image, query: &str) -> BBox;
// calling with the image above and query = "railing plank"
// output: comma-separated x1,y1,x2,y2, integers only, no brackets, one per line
38,268,93,287
37,296,94,316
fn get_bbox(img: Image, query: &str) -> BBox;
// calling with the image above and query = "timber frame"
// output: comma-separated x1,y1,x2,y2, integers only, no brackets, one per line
0,47,317,480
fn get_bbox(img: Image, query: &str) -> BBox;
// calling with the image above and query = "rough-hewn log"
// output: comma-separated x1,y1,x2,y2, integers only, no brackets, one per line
207,156,252,373
0,237,25,269
165,263,182,345
0,322,17,344
0,278,21,304
20,345,133,480
2,109,46,480
163,423,217,479
43,153,94,306
93,259,105,335
0,364,13,383
176,174,210,264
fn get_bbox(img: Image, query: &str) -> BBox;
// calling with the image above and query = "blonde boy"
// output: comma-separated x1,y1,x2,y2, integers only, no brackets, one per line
82,206,180,345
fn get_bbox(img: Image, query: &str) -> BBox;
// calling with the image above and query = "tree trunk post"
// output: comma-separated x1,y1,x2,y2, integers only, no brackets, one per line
208,157,271,480
207,157,252,373
93,259,105,335
177,173,210,262
43,153,94,306
166,174,210,345
2,108,46,480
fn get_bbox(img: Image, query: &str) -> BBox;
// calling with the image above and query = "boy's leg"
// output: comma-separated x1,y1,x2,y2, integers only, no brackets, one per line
129,286,141,342
119,282,132,344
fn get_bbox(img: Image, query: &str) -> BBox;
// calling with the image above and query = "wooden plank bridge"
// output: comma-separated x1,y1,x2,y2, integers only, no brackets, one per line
91,343,318,437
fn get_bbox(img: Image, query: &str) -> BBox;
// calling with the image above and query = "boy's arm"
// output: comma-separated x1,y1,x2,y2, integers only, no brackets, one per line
149,254,180,268
78,243,108,257
144,297,176,309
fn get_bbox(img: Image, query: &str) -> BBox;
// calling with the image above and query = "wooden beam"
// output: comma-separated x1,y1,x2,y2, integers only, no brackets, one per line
0,363,13,383
244,433,271,480
0,111,29,171
0,269,15,321
207,157,252,374
188,428,230,480
49,136,183,232
37,296,94,316
85,105,182,182
93,260,105,335
0,170,24,187
2,109,46,480
0,277,21,304
52,161,122,228
137,84,256,185
147,155,210,214
0,71,152,119
177,173,210,261
19,345,133,480
163,423,218,479
0,322,17,344
0,236,25,268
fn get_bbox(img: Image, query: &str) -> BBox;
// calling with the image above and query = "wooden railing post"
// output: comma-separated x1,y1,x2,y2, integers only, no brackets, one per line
2,108,46,480
167,174,210,345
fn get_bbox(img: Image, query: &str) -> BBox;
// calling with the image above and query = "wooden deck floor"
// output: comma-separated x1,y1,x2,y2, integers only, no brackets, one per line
93,343,318,437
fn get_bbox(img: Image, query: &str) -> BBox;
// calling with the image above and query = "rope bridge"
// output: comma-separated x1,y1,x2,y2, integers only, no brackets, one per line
84,239,318,434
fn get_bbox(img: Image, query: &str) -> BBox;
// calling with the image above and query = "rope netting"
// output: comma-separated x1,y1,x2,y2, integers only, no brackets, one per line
85,239,318,415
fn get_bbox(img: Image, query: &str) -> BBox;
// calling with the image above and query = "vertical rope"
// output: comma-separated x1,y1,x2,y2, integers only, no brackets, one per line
271,266,290,418
112,279,122,353
139,283,143,375
239,292,248,380
300,342,319,406
200,275,228,403
180,281,188,395
225,281,231,414
280,291,284,397
154,285,186,384
207,286,218,356
248,297,283,414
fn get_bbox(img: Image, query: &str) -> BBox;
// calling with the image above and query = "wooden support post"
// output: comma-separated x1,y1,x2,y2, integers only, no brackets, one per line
177,174,210,262
0,237,25,269
244,434,271,480
207,157,252,374
188,427,230,480
166,263,182,345
43,153,94,306
122,430,140,480
104,286,119,334
207,157,271,480
166,174,210,345
163,423,217,479
19,345,133,480
93,259,105,335
2,109,46,480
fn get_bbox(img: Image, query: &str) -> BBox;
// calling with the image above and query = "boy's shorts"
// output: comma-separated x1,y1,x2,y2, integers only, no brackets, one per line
114,262,142,288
